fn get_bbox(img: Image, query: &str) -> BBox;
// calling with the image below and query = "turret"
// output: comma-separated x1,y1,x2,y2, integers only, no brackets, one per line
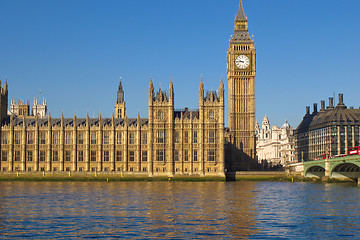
115,78,126,119
149,78,155,104
199,76,204,106
169,77,174,104
219,77,224,103
0,77,8,123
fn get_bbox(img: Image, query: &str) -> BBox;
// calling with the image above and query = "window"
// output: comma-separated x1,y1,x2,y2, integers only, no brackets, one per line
78,132,84,145
1,133,8,144
208,130,216,143
66,133,72,145
156,149,164,162
53,167,58,172
209,110,215,120
91,133,97,145
184,150,189,162
116,132,122,144
129,151,135,162
158,110,164,120
14,151,20,162
142,151,147,162
2,151,7,161
53,151,58,162
175,132,180,143
174,150,179,162
184,131,189,143
27,132,33,144
157,130,164,143
27,151,33,162
116,151,122,162
78,151,84,162
193,131,198,143
104,167,109,172
91,167,96,172
40,132,46,144
142,167,147,172
65,151,71,162
53,132,59,145
129,133,135,144
208,149,216,162
91,151,97,162
40,151,46,162
103,132,110,145
142,133,147,144
15,132,21,145
193,150,198,162
103,151,109,162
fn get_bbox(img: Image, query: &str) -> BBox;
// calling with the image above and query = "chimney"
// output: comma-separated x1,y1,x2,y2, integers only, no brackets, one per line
321,100,325,111
328,97,334,109
306,106,310,115
338,93,344,104
313,103,318,113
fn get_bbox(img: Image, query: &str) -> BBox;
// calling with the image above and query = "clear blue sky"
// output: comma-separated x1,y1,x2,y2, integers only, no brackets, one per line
1,0,359,129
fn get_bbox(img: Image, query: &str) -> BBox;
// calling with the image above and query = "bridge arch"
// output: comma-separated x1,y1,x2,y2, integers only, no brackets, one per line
331,163,360,180
305,165,325,178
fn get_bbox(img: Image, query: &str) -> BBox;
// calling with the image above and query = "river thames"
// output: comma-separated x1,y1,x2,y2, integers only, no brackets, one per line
0,181,359,239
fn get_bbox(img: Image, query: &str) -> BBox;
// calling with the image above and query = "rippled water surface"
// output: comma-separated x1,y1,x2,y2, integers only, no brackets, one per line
0,181,359,239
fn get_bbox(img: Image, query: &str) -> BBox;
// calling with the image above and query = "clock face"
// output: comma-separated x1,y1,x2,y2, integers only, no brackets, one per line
235,55,250,69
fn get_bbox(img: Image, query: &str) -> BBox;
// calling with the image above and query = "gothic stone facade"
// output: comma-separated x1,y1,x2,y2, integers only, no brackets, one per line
0,80,225,176
226,0,256,170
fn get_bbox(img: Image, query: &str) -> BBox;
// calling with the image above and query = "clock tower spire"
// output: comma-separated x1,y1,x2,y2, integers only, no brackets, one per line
227,0,256,166
236,0,246,21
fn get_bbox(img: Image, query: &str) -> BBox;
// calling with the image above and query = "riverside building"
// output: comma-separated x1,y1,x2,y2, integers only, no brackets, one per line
295,94,360,161
255,116,295,166
0,0,256,176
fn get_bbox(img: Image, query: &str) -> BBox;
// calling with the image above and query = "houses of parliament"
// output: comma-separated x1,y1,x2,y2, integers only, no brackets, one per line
0,1,256,176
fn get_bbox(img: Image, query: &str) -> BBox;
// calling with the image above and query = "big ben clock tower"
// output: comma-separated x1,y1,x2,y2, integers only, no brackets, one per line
227,0,256,161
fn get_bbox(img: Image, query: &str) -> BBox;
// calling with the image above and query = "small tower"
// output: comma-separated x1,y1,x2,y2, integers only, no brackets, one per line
115,78,126,119
148,77,174,175
32,98,48,118
10,98,30,117
261,115,271,140
0,78,8,123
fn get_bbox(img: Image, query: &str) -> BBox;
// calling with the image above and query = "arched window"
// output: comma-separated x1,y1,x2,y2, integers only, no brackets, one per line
158,110,164,120
209,110,215,120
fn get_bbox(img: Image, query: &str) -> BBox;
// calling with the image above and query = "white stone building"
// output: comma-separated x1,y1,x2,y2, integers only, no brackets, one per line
32,98,48,118
256,115,295,166
9,98,47,118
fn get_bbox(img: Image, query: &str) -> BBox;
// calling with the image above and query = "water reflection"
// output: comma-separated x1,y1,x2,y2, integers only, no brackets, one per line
0,182,259,239
0,181,359,239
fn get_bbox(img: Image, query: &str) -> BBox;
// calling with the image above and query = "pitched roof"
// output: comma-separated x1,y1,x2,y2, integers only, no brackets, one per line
4,117,149,128
296,106,360,133
236,0,247,20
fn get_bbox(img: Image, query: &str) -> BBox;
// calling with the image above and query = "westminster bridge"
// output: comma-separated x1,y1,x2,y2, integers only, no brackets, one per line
287,155,360,180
